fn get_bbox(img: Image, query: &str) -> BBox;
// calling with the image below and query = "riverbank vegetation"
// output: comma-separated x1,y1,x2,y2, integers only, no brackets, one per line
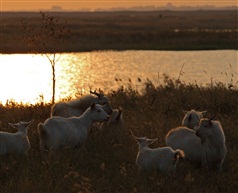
1,10,237,53
0,77,237,193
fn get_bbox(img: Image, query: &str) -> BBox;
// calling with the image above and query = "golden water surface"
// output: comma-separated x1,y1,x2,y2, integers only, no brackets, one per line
0,50,237,104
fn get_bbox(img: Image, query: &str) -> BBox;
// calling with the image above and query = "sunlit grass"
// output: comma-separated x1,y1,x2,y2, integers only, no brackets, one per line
0,76,237,193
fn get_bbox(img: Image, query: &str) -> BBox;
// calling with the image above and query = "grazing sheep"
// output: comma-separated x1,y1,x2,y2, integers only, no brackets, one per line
132,135,184,175
195,117,227,172
166,116,226,172
38,103,109,152
97,107,124,131
50,90,113,118
0,120,33,156
182,109,207,130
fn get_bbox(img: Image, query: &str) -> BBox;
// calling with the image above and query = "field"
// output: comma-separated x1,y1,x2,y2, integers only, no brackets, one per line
1,10,238,53
1,9,238,193
0,77,238,193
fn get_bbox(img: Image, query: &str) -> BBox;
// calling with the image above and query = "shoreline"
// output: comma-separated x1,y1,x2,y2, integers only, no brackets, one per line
1,10,237,54
1,46,237,54
1,48,238,54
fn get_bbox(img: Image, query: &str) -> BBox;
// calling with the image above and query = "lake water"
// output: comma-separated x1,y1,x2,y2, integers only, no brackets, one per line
0,50,237,104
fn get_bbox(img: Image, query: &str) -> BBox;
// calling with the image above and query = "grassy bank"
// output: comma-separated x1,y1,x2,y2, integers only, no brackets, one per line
0,77,238,193
1,10,238,53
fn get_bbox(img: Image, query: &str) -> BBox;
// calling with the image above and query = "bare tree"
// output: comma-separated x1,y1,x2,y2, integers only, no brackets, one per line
21,11,70,104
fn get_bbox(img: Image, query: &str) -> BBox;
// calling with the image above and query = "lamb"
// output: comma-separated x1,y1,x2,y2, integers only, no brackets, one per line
182,109,207,130
50,90,113,118
132,135,184,175
107,108,123,126
97,107,124,131
0,120,33,156
38,102,109,152
166,116,226,172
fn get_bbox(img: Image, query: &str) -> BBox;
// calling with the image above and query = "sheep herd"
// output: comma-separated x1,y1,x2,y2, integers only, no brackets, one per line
0,91,227,175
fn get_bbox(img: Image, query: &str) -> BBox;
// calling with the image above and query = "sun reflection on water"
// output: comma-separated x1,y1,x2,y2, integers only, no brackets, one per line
0,50,237,105
0,54,52,104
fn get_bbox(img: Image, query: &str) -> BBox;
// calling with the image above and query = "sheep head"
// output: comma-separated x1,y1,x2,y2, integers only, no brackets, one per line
132,135,158,148
195,116,216,143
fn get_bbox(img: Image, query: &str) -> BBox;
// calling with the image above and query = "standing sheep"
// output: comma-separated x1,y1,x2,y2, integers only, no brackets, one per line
166,116,227,172
132,135,184,175
165,127,203,165
50,90,113,118
38,103,109,152
182,109,207,130
164,109,206,165
195,117,227,172
0,120,33,156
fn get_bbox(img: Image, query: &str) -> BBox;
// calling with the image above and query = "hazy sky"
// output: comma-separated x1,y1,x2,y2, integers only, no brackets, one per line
1,0,237,11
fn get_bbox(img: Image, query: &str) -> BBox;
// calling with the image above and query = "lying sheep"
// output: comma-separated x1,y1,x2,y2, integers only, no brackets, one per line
132,135,184,175
182,109,207,130
38,103,109,152
50,90,113,118
166,116,226,172
0,120,33,156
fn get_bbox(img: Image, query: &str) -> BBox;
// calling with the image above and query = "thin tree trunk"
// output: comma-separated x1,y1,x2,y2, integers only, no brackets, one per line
52,64,55,104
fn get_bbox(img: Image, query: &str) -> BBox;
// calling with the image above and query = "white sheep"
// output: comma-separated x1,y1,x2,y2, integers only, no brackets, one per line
182,109,207,130
165,127,204,166
166,116,226,172
38,102,109,152
0,120,33,156
195,117,227,172
132,135,185,175
50,90,113,118
97,107,124,131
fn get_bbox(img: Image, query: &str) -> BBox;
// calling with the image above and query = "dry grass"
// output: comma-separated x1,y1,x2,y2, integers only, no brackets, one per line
1,10,237,53
0,77,238,193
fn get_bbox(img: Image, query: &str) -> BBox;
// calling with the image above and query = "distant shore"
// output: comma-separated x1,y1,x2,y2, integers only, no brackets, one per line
1,10,237,53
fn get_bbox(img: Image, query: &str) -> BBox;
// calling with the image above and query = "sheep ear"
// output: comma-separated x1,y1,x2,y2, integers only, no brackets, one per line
116,108,123,121
132,135,141,142
208,115,216,124
182,110,188,114
148,138,158,144
8,123,17,129
200,110,207,115
25,120,34,127
90,102,96,110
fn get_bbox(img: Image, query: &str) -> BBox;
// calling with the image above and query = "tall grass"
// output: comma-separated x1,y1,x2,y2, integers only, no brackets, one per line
0,77,238,193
